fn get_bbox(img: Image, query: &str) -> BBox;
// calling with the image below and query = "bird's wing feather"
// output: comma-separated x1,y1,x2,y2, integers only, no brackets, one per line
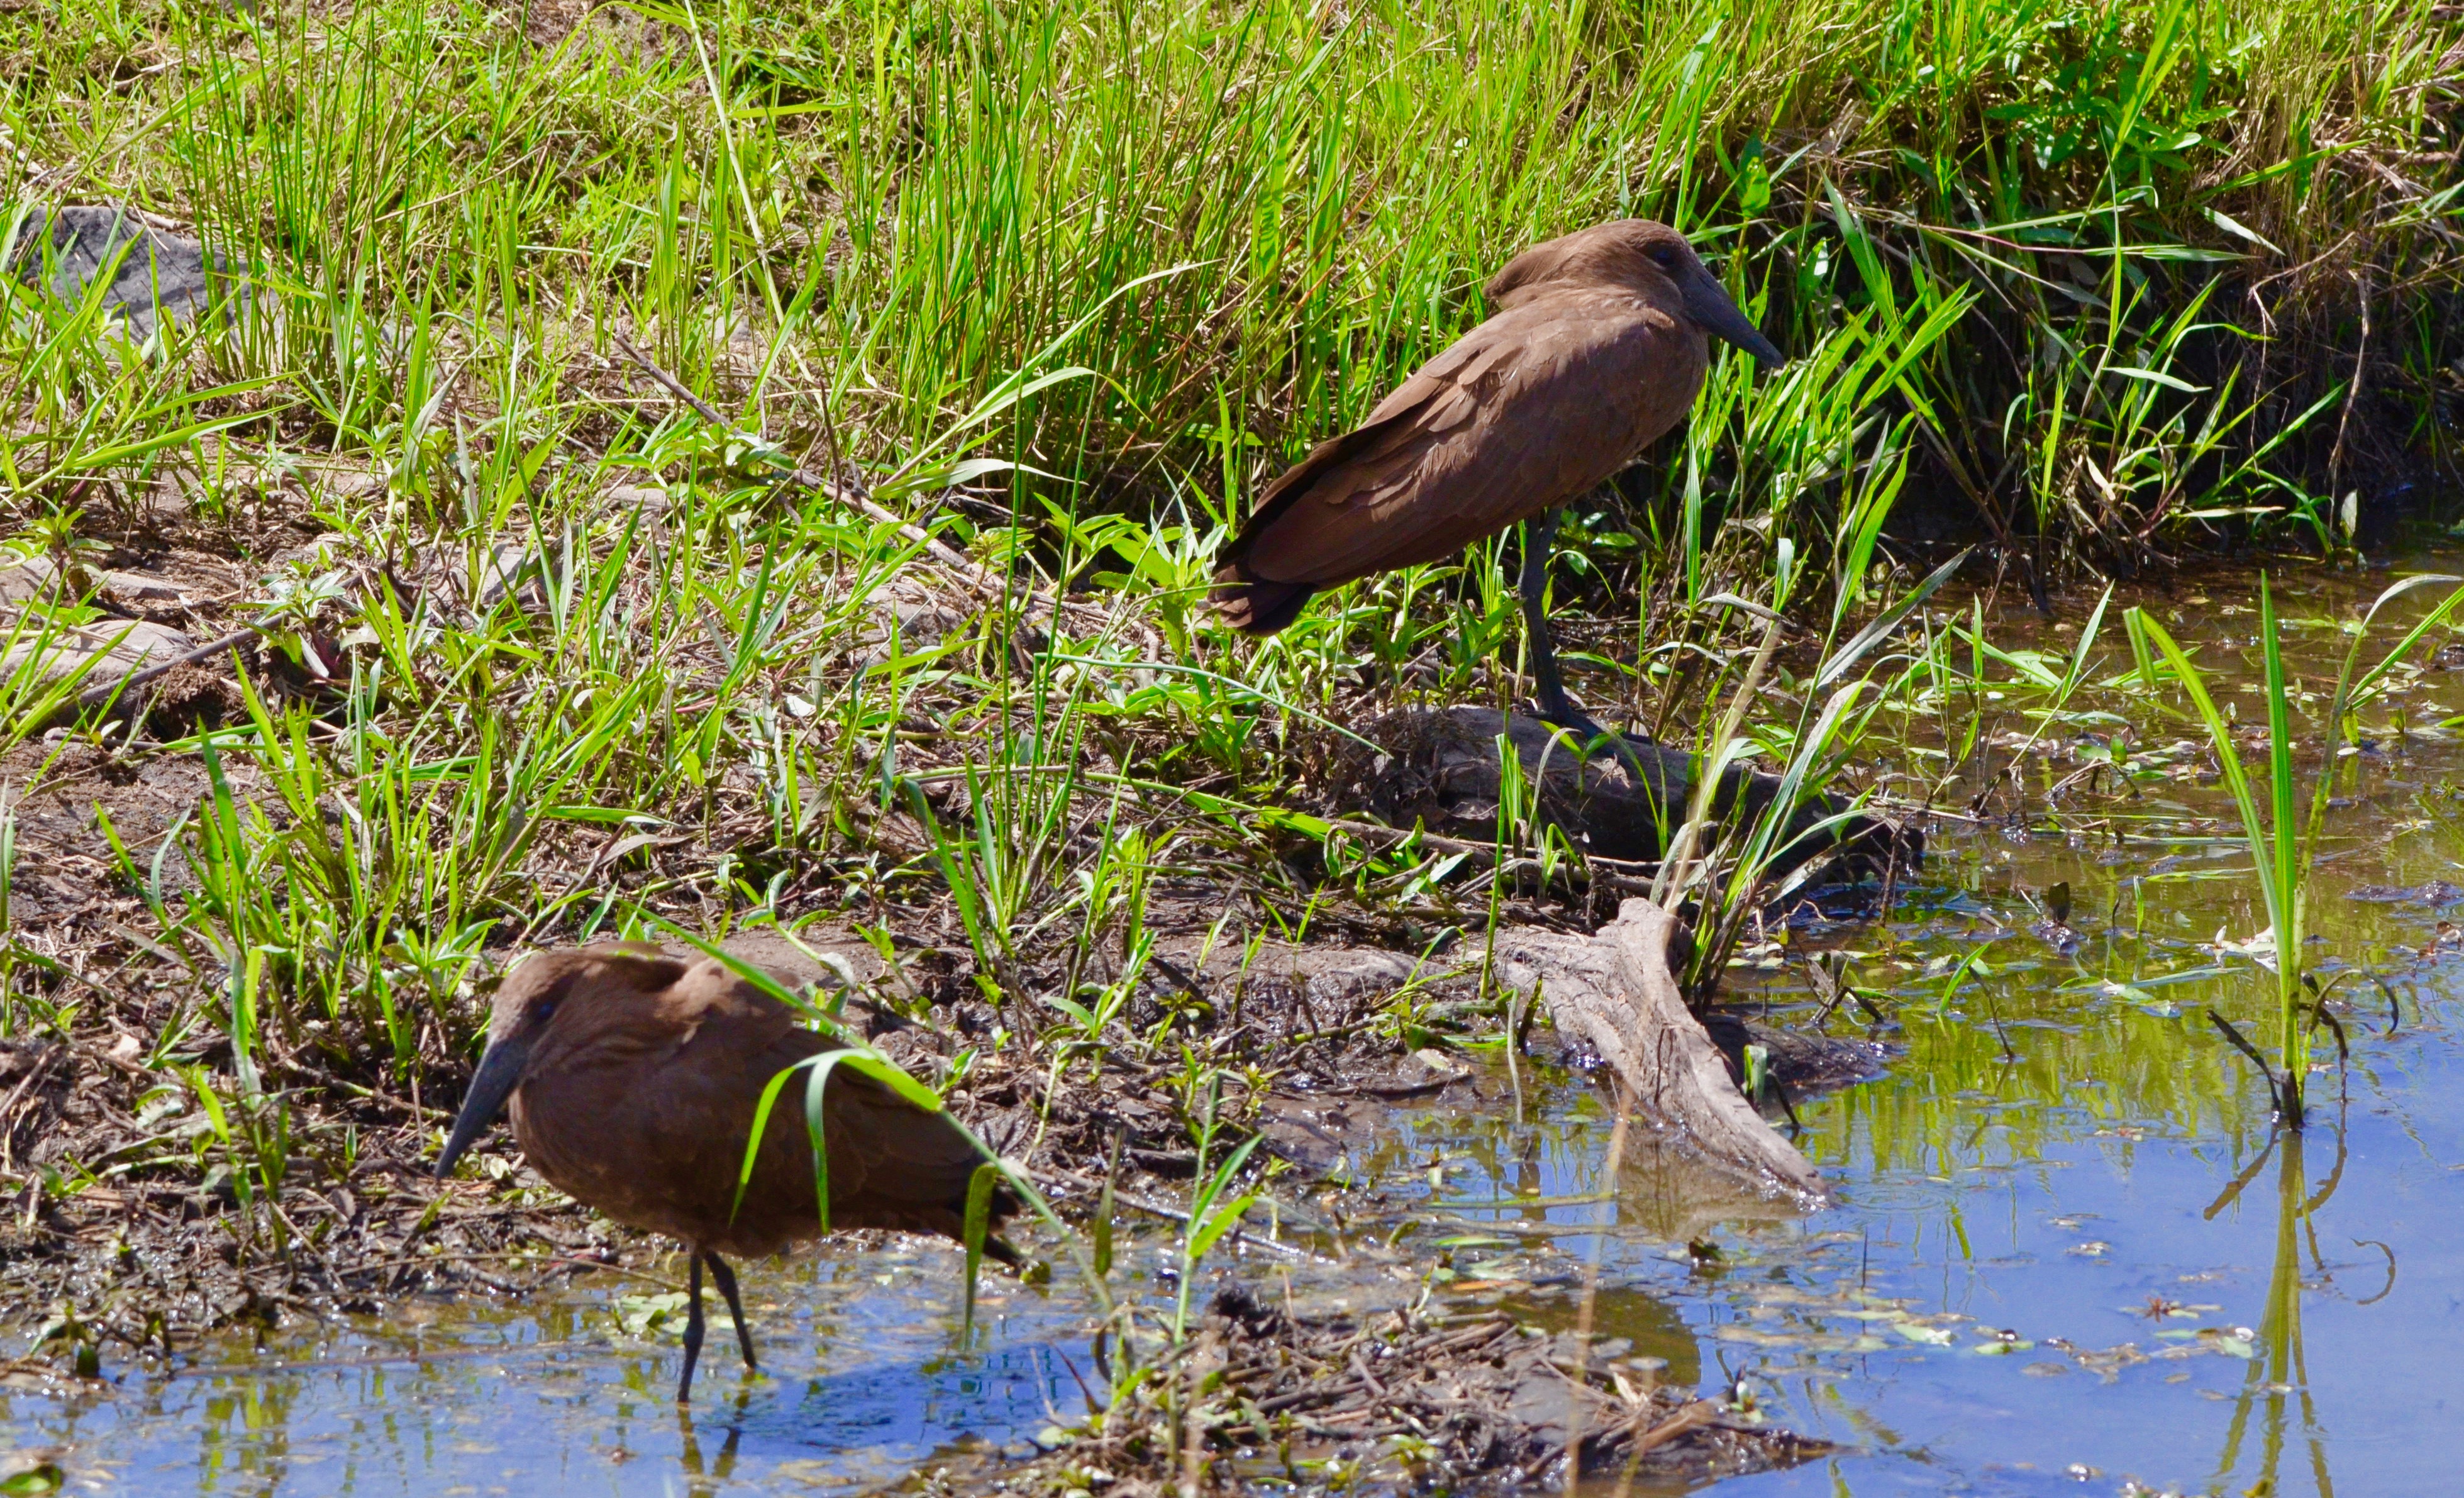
617,978,828,1219
1237,292,1687,587
821,1068,989,1206
689,994,986,1217
1218,313,1560,579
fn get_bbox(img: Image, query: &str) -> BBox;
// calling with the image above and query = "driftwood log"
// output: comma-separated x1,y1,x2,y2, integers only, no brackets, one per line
1332,706,1919,881
1495,898,1829,1205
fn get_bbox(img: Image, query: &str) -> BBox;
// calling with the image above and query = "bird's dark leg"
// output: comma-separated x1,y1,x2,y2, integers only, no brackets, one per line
677,1250,706,1404
703,1251,757,1372
1518,507,1616,746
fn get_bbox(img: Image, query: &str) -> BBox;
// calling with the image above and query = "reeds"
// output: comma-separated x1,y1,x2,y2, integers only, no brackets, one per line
2126,572,2464,1123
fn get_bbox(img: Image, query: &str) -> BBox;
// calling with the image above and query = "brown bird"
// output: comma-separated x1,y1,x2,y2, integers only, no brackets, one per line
433,945,1018,1403
1212,219,1783,740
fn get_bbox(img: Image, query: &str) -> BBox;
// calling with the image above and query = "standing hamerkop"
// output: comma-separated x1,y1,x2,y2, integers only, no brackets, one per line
434,945,1016,1403
1211,219,1784,740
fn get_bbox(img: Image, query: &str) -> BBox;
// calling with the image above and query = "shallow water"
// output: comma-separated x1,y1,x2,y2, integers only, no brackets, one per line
5,1250,1097,1494
9,562,2464,1496
1375,561,2464,1495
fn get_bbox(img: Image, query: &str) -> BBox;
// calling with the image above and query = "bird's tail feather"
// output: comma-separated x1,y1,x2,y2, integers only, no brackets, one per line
1210,567,1315,636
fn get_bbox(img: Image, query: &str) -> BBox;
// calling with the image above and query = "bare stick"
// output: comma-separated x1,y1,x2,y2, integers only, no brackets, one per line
74,626,257,711
614,334,982,569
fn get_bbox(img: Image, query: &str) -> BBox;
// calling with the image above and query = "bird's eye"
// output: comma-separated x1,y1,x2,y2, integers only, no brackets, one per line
533,1000,559,1024
1650,247,1679,267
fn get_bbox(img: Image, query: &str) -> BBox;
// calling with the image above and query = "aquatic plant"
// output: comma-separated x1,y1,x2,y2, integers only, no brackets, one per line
2125,573,2464,1123
1651,550,1964,1002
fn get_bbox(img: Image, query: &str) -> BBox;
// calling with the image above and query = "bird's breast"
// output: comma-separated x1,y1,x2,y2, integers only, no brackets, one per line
508,1066,714,1241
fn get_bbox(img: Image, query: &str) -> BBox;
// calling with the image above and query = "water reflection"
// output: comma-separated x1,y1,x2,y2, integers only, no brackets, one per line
2206,1123,2347,1498
675,1411,745,1493
1353,565,2464,1495
4,1249,1094,1494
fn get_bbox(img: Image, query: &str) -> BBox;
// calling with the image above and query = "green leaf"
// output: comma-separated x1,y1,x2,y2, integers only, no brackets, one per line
1184,1135,1263,1263
1092,1164,1117,1279
1816,548,1971,689
2202,206,2282,254
1,1459,65,1493
960,1161,1002,1337
2333,574,2464,717
2128,598,2306,1108
830,1050,947,1112
731,1051,830,1231
2106,365,2209,392
1189,1189,1260,1264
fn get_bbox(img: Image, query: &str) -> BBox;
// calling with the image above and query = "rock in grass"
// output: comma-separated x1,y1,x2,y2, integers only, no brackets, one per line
1331,705,1919,882
1,616,196,692
4,205,232,338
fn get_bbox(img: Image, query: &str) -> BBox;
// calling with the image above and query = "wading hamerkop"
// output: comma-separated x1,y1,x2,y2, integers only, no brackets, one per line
433,945,1017,1403
1211,219,1784,741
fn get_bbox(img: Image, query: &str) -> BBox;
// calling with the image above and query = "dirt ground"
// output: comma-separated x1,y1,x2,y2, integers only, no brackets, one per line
0,497,1879,1490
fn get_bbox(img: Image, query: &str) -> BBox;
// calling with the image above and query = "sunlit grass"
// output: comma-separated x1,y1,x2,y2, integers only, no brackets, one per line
0,0,2453,1199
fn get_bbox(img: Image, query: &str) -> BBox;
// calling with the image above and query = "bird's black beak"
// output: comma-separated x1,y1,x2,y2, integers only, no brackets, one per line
434,1035,529,1178
1684,267,1784,367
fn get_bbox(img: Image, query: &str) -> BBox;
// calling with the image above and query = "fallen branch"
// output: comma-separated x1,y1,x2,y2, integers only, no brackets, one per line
1494,898,1830,1202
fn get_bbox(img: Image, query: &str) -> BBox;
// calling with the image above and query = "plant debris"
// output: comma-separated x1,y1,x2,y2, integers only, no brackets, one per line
931,1285,1832,1495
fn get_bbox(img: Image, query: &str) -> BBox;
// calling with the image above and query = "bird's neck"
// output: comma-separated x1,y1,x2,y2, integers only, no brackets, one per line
530,1012,690,1076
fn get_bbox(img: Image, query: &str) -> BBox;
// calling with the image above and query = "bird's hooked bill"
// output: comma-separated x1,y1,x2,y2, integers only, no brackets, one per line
433,1035,530,1177
1682,265,1784,367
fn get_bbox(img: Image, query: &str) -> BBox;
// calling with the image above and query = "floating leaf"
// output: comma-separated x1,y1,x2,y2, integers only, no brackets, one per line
614,1291,689,1338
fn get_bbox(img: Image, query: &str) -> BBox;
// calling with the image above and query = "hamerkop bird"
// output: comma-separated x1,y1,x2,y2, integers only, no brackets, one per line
433,945,1018,1403
1212,219,1784,740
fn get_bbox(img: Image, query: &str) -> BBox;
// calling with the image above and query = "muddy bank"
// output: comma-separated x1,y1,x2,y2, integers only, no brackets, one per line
0,908,1886,1373
931,1286,1833,1496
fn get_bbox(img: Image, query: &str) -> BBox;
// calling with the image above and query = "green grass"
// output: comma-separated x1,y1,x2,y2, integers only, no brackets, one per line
2126,570,2464,1123
10,0,2455,547
0,0,2456,1260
